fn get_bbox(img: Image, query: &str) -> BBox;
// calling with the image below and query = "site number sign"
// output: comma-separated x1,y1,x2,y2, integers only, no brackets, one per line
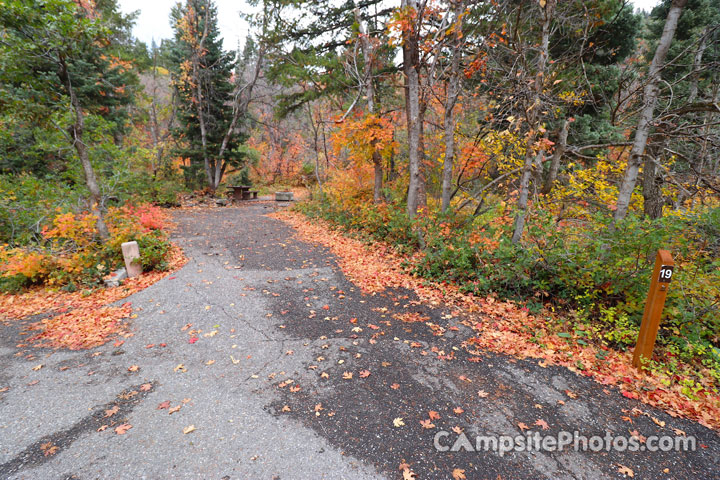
658,265,674,283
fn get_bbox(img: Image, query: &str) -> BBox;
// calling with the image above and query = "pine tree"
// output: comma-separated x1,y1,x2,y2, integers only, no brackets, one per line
169,0,247,191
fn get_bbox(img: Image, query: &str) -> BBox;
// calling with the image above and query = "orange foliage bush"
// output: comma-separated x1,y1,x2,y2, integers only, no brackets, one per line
0,248,53,282
2,244,187,350
0,203,172,292
324,162,375,210
42,211,97,247
330,113,397,166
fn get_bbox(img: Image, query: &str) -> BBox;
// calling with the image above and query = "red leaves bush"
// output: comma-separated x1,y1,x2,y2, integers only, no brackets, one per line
0,203,173,292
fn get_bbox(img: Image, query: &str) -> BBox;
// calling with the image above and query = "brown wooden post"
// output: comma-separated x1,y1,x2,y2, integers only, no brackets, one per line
633,250,674,370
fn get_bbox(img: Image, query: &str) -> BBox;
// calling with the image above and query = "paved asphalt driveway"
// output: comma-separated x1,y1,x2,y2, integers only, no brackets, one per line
1,204,718,479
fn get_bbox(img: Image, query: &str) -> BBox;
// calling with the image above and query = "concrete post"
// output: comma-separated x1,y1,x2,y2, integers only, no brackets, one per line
121,241,143,278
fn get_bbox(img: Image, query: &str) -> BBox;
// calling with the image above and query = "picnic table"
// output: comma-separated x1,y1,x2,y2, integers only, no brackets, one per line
230,185,258,201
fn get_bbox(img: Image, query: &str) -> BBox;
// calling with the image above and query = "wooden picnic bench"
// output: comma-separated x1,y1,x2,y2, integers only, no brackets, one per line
230,185,258,201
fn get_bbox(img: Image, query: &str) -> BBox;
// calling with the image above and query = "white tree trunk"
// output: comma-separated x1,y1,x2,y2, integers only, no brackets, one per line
355,6,383,203
59,56,109,240
613,0,687,224
441,0,464,213
542,118,569,195
403,0,422,218
511,0,553,243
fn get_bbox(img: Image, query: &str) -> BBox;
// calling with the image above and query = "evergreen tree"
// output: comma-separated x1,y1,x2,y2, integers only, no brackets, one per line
169,0,247,191
0,0,139,239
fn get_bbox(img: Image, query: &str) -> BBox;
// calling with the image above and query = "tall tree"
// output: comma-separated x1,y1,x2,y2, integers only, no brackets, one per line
612,0,688,224
354,6,385,204
401,0,425,218
440,0,467,212
638,0,720,218
169,0,248,191
0,0,138,240
511,0,555,243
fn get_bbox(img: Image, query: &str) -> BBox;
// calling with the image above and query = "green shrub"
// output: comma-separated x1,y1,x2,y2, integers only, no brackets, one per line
0,174,81,245
298,196,719,372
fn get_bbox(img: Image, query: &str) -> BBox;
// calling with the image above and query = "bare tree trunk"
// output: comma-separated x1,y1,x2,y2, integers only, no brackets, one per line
511,149,535,243
441,0,464,213
511,0,553,243
215,43,266,189
58,56,109,241
533,147,546,191
542,118,569,195
355,7,383,204
149,49,175,179
642,152,664,219
687,26,708,104
306,103,325,195
417,100,428,211
403,0,422,218
191,1,212,190
149,82,160,177
613,0,687,224
195,68,212,188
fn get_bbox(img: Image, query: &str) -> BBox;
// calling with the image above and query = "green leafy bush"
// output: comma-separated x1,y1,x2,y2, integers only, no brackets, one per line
298,196,719,372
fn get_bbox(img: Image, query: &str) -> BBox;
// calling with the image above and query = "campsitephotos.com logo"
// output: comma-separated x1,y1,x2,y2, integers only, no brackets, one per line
434,430,696,457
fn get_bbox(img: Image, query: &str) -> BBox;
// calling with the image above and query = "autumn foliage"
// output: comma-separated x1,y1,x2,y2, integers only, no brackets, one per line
1,244,185,350
275,209,720,431
0,203,173,292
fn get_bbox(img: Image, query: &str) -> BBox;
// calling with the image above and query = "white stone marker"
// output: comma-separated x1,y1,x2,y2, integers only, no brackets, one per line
121,241,143,278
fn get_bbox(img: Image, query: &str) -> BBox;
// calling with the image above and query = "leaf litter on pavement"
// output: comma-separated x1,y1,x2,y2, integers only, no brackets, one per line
273,210,720,431
0,245,187,350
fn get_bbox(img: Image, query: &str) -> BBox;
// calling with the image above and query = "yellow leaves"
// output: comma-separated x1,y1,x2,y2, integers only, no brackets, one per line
393,417,405,427
558,89,587,106
182,425,196,435
551,152,629,215
42,211,97,247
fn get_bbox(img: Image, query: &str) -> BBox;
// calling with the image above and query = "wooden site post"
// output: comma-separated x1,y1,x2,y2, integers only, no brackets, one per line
633,250,674,370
